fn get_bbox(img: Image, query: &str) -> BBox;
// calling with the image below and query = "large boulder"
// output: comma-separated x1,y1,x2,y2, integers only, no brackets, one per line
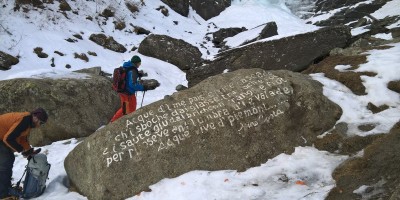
0,72,119,146
187,25,351,87
189,0,231,20
65,68,341,200
0,51,19,70
161,0,189,17
138,34,202,71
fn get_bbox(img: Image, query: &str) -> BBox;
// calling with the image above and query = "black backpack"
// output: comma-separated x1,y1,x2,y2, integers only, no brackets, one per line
112,67,130,93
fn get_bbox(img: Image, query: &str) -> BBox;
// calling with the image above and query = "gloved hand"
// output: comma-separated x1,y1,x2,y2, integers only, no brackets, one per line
138,70,147,78
143,84,151,91
143,84,158,91
22,148,41,159
142,79,160,91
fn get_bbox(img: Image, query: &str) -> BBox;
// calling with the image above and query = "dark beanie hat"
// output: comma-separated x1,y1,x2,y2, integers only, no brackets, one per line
31,107,48,123
131,55,141,64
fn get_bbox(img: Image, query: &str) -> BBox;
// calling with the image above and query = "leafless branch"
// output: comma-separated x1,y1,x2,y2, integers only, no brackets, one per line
0,23,13,36
8,36,22,51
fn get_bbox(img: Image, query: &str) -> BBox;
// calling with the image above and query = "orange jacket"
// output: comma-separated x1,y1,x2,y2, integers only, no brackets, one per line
0,112,33,152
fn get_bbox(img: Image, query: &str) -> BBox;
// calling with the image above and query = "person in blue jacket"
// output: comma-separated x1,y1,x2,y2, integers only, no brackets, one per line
111,55,149,122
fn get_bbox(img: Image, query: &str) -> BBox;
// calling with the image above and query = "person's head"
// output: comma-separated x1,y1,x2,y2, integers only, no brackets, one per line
31,107,48,127
131,55,141,68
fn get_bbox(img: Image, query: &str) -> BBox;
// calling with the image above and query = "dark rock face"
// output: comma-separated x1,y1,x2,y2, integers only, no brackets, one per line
0,51,19,70
241,21,278,46
314,0,388,27
132,25,151,35
388,80,400,94
258,21,278,40
138,34,202,71
315,0,367,13
65,69,341,200
212,27,247,47
326,121,400,200
190,0,231,20
0,72,119,146
14,0,44,9
161,0,189,17
367,102,390,114
187,25,351,87
392,27,400,38
303,54,375,95
59,0,71,11
89,34,127,53
314,129,383,155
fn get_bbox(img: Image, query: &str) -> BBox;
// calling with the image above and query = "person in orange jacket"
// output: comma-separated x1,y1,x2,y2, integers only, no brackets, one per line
0,108,48,200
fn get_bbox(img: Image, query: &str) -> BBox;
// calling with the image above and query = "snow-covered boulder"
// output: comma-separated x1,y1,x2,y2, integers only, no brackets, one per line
187,25,351,87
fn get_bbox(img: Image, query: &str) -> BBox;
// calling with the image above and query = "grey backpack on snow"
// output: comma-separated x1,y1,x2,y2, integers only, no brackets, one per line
9,153,51,199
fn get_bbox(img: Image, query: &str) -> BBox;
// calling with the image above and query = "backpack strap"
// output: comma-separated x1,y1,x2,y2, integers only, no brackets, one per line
16,164,28,188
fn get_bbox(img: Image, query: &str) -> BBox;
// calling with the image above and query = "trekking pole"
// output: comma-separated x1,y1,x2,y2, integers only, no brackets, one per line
141,91,146,108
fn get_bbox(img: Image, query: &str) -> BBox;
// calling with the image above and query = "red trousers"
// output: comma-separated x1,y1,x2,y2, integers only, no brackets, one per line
110,93,137,122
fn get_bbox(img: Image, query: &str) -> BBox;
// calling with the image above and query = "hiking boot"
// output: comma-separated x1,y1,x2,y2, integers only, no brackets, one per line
0,196,19,200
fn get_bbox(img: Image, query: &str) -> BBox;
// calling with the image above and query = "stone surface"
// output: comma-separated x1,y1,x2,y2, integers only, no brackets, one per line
138,34,202,71
161,0,189,17
314,131,382,155
89,33,127,53
315,0,362,13
392,27,400,38
0,72,119,146
313,0,388,27
65,69,341,200
189,0,231,20
0,51,19,70
187,26,351,87
326,121,400,200
212,27,247,47
388,80,400,94
303,54,376,95
241,22,278,46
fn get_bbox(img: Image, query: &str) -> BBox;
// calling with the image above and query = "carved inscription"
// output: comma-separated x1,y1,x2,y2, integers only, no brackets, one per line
103,71,294,167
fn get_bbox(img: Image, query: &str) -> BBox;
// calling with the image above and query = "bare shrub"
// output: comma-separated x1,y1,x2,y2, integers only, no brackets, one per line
74,53,89,62
156,6,169,17
54,51,65,56
125,2,139,13
33,47,48,58
114,20,126,30
87,51,97,56
101,8,114,18
59,0,71,11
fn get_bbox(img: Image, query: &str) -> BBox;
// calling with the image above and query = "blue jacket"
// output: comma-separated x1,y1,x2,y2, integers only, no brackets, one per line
122,60,145,95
